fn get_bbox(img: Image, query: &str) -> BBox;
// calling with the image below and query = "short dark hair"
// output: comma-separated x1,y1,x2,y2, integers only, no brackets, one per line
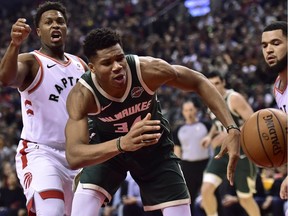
263,21,287,37
206,71,224,81
34,1,67,28
83,28,122,60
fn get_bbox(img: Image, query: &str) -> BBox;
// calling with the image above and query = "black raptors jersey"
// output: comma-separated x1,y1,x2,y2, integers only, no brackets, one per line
79,55,175,158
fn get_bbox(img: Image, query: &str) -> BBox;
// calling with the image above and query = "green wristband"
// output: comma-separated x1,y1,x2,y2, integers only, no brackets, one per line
116,137,125,153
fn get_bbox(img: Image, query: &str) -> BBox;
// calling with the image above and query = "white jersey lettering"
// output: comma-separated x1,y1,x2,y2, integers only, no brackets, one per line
19,51,85,149
98,100,152,122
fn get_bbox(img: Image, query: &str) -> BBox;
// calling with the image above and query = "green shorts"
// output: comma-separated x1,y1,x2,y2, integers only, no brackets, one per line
204,147,258,195
80,151,190,211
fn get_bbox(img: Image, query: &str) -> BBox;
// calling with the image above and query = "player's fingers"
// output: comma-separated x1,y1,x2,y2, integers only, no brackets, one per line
200,138,206,147
134,115,160,129
279,186,288,199
141,133,161,140
227,168,234,186
11,21,31,44
201,139,209,148
137,131,161,144
140,119,161,128
139,138,159,147
135,124,160,139
17,18,27,23
134,120,161,138
13,19,29,30
214,145,227,159
11,31,23,38
279,191,287,199
143,113,152,120
226,155,239,185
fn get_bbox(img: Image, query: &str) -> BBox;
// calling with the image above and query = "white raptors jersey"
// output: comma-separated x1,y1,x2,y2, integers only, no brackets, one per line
274,76,288,113
19,50,85,150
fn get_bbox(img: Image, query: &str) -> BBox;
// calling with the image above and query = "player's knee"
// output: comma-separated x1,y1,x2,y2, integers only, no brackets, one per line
37,200,65,215
34,193,65,216
201,182,213,198
41,201,65,216
238,196,254,207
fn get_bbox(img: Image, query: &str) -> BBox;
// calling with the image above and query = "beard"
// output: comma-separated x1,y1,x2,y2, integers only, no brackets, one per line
266,53,287,75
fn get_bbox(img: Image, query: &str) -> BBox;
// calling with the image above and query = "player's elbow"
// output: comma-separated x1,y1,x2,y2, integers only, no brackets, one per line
0,75,12,87
65,148,82,170
0,68,19,87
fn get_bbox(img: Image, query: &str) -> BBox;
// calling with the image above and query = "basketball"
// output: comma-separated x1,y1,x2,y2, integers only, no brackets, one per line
241,108,287,168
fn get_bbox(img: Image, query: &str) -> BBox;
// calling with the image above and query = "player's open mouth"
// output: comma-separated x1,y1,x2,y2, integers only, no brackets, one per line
114,74,125,84
51,32,62,42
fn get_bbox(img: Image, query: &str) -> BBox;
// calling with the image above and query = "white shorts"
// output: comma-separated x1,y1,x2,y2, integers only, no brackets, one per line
15,139,78,213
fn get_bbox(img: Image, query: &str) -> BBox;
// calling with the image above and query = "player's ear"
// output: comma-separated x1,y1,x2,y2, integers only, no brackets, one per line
88,63,95,73
36,28,41,37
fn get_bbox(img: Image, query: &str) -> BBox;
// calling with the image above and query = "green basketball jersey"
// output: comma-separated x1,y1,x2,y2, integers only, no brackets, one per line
79,54,176,159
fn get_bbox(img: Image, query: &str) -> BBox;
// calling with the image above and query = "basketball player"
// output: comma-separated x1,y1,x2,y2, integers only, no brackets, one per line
262,21,287,114
173,100,211,214
65,27,241,216
200,71,261,216
261,21,288,207
0,2,88,215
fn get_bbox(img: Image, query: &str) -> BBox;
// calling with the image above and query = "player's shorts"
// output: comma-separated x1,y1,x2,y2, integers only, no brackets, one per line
15,139,78,214
203,146,257,197
79,152,190,211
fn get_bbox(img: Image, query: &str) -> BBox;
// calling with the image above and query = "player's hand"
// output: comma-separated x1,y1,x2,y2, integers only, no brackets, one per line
11,18,31,46
221,194,239,207
211,132,226,148
201,136,211,148
122,196,138,205
215,129,240,185
120,113,162,152
280,176,288,199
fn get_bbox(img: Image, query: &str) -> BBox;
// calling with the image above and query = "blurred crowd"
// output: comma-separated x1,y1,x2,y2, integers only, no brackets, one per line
0,0,286,215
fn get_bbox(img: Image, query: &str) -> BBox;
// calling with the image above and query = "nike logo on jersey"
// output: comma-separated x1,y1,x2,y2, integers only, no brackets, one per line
101,102,112,111
47,64,56,68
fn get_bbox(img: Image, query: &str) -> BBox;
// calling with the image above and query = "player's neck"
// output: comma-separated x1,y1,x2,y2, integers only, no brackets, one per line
39,47,66,62
221,89,228,98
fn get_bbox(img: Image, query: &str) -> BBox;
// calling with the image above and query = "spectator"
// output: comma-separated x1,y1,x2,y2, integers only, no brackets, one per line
261,165,287,216
0,171,26,216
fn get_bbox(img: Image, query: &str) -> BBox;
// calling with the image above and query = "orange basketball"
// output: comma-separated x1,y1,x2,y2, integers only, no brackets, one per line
241,108,287,168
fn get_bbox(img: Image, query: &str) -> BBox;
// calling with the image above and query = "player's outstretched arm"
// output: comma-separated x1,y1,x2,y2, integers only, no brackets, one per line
215,128,240,185
0,18,31,88
168,65,240,185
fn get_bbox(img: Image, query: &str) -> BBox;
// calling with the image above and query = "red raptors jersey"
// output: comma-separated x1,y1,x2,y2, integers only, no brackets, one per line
19,51,85,150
